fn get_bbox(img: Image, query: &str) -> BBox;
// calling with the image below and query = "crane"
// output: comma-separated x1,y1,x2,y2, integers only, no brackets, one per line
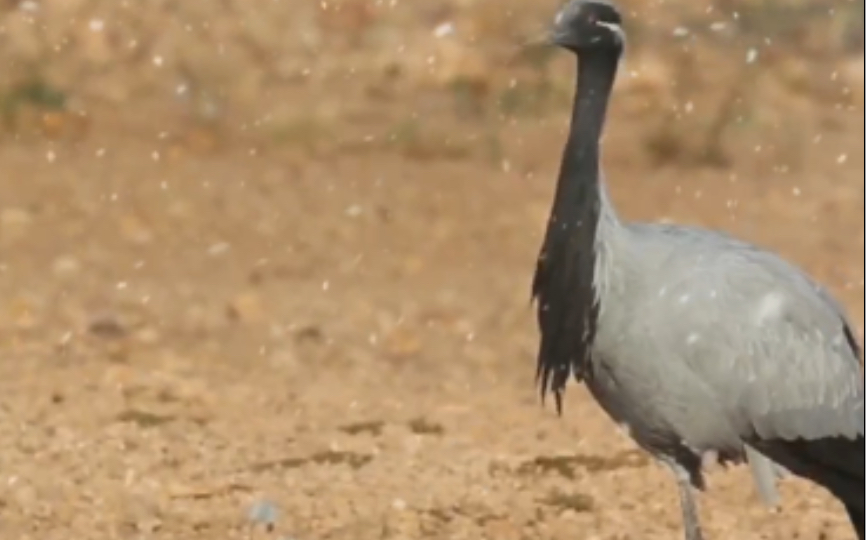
529,1,864,538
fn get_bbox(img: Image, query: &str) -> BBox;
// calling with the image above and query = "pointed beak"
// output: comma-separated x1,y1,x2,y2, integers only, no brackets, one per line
521,28,557,49
509,28,559,66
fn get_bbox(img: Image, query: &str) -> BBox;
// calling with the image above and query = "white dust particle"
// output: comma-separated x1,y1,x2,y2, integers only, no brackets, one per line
433,22,455,38
208,243,231,256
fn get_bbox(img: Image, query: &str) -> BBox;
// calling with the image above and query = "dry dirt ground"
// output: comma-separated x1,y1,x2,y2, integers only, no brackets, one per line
0,1,863,539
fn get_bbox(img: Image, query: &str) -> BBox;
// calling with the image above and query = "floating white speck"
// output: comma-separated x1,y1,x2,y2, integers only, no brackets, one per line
89,19,104,32
746,48,759,64
208,243,230,256
433,22,454,38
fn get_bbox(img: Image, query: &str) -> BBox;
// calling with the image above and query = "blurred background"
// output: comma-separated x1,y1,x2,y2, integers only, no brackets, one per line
0,0,862,538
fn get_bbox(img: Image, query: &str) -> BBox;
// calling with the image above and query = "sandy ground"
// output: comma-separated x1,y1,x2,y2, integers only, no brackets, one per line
0,0,863,538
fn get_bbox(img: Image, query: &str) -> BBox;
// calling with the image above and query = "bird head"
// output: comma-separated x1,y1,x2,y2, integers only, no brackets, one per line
549,0,625,54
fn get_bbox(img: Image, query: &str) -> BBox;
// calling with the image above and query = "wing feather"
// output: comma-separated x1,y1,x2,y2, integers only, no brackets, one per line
633,226,862,443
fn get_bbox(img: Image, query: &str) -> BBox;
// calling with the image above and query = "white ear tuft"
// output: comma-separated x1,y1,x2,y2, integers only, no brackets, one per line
595,20,625,43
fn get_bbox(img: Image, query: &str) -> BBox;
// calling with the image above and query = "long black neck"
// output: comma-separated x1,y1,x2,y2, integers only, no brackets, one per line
533,47,621,412
555,49,619,214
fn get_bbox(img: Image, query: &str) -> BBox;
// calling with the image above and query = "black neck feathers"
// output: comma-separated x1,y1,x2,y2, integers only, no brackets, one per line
532,48,621,412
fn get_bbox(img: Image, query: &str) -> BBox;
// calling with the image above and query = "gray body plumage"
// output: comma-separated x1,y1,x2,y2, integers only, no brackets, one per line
590,200,863,486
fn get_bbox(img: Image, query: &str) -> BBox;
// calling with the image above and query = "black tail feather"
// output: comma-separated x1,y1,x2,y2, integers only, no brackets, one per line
846,502,863,540
756,436,862,538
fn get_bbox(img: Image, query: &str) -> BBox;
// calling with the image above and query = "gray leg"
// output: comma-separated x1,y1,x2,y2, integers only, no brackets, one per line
662,459,704,540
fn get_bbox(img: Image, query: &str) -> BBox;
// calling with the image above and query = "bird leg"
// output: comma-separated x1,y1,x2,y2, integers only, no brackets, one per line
662,459,705,540
675,475,704,540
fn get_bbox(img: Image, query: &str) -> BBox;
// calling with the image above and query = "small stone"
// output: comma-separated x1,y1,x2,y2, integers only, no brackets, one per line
87,313,128,339
248,500,279,530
